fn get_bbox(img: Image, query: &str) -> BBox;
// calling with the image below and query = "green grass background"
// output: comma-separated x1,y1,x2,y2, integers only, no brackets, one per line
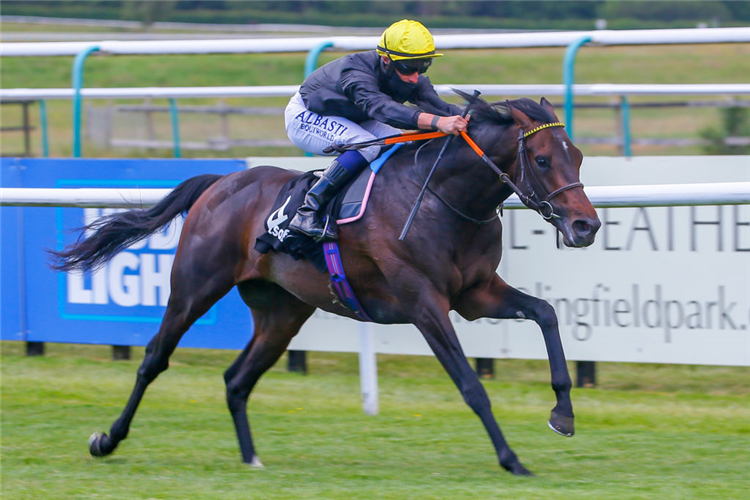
2,36,748,158
2,342,748,499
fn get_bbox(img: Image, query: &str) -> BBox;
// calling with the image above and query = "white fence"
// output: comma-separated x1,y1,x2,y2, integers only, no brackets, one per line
2,182,749,209
4,83,747,156
3,83,750,101
3,27,749,56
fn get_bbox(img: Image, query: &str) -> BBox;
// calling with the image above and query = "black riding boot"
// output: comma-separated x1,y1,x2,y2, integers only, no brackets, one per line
289,159,353,242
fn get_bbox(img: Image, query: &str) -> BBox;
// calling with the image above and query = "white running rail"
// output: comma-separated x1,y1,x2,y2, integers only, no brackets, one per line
3,83,750,101
3,183,749,208
2,27,749,57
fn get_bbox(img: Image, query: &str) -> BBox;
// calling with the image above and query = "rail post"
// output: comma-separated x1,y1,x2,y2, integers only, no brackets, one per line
359,323,379,415
302,41,334,158
287,350,307,374
563,36,592,141
39,99,49,157
576,361,597,388
26,342,45,356
304,41,334,78
475,358,495,378
620,95,632,157
72,45,100,157
169,98,181,158
22,101,31,155
112,345,131,361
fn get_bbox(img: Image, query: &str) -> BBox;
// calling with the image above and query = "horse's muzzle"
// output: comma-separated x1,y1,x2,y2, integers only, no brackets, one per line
568,216,601,247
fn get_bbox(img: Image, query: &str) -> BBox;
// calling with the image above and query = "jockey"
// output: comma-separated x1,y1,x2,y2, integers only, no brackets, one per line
284,19,469,242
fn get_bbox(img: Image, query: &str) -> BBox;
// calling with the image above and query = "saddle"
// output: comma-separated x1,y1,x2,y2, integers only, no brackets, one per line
254,144,402,273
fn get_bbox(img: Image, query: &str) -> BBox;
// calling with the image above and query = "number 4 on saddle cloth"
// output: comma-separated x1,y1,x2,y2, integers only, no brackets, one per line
254,144,403,321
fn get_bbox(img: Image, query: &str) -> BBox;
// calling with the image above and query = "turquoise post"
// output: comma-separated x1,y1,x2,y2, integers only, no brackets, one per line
169,98,181,158
39,99,49,157
563,36,592,141
305,41,334,78
303,41,334,157
72,45,100,157
620,95,632,157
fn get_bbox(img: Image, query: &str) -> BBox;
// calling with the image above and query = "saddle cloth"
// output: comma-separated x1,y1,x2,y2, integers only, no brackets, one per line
253,144,402,272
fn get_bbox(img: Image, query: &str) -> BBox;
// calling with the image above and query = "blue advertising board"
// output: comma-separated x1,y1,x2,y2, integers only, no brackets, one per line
1,158,254,349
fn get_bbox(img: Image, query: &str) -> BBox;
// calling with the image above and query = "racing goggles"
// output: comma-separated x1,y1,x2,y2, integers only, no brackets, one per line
391,57,432,75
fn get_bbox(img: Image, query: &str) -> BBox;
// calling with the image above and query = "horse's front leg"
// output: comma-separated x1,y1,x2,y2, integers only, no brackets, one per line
454,275,575,437
405,289,532,476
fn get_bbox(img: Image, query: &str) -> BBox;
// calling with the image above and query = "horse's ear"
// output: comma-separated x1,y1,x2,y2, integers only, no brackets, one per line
507,101,533,130
540,97,560,121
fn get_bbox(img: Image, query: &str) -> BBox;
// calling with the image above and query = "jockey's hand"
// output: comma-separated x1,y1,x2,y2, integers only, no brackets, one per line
436,114,469,136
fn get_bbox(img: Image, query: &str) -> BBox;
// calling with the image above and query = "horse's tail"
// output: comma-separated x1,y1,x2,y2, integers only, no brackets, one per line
49,174,223,273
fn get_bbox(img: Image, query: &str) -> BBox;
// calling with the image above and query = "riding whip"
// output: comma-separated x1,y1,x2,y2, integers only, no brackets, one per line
399,89,481,241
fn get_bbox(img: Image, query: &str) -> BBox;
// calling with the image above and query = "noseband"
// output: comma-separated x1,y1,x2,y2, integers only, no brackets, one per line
502,123,584,220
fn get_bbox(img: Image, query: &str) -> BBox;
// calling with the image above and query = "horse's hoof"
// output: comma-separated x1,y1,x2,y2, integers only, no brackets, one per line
503,461,534,476
247,455,264,469
548,411,575,437
89,432,111,457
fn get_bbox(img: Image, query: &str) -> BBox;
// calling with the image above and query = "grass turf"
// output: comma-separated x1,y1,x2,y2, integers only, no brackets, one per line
1,341,748,499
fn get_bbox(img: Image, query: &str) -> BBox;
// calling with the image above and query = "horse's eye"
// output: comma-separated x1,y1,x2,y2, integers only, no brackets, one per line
535,156,550,168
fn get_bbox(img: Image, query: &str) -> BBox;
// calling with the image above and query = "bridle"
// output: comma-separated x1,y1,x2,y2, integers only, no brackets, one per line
505,123,584,220
461,121,584,221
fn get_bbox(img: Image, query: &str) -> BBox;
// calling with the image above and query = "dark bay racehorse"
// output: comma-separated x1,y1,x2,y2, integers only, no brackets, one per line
51,95,600,476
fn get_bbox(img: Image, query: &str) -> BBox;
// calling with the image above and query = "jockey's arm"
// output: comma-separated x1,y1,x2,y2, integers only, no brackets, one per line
418,112,469,136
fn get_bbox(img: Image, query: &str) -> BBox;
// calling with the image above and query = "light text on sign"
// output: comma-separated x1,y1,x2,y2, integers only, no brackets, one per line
66,208,183,307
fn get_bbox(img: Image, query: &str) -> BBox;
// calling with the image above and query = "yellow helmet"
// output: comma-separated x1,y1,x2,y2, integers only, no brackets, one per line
376,19,443,61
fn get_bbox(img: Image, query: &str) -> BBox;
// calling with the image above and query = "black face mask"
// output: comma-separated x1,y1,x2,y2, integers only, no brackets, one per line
389,72,418,102
383,61,418,102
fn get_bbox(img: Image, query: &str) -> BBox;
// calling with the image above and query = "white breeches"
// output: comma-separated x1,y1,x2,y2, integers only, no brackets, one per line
284,92,400,162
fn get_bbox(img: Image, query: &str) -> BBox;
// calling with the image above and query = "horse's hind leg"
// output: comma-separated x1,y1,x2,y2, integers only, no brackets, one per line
455,275,575,437
89,268,235,458
224,280,315,466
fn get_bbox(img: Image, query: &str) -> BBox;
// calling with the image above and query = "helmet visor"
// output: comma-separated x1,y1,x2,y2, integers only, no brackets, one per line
391,57,432,76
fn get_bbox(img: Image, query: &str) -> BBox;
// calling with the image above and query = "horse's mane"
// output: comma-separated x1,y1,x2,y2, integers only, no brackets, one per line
397,90,557,157
453,89,557,127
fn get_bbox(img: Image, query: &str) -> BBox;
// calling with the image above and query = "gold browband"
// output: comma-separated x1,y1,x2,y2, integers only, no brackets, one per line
523,122,565,138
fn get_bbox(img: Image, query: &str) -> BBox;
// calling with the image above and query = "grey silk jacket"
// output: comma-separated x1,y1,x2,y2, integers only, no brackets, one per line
299,50,461,130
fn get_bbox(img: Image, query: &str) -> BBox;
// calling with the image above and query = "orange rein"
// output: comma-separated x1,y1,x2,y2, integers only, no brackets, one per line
382,130,448,145
383,131,483,157
458,131,485,158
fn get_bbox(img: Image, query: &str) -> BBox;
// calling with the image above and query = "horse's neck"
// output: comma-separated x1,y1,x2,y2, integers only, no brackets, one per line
417,128,517,219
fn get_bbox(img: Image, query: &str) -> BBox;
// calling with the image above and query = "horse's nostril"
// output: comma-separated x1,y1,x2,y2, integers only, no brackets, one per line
572,218,601,238
573,220,592,236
